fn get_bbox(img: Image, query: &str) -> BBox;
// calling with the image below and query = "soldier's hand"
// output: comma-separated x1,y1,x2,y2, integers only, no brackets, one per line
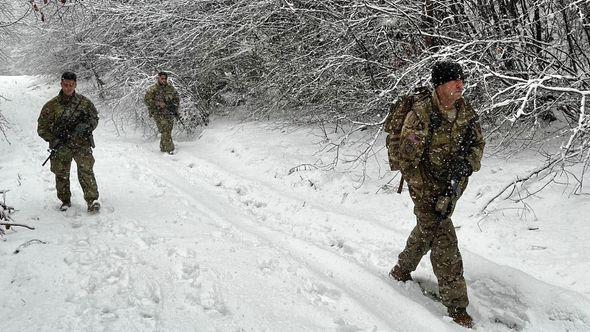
435,196,452,214
450,158,473,179
73,122,92,137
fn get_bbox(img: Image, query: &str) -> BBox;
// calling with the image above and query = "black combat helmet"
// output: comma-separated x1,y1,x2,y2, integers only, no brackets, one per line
61,71,77,81
431,61,465,87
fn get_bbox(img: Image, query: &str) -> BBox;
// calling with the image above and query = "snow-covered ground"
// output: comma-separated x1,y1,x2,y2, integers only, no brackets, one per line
1,76,589,331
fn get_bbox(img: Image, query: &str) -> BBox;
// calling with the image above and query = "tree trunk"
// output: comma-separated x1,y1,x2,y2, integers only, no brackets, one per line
423,0,437,51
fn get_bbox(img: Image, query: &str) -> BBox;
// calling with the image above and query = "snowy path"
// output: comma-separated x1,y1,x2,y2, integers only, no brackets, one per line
1,76,590,331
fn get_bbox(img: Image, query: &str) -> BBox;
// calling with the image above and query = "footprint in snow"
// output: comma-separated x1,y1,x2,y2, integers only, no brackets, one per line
300,279,342,306
198,285,229,315
128,279,162,320
181,261,201,282
470,278,529,330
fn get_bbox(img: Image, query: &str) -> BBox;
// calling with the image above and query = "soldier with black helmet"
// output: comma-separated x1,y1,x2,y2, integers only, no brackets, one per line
38,72,100,213
388,61,485,328
144,71,180,154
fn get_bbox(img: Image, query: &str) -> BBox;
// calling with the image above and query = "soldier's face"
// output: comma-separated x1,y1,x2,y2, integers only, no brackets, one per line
437,79,464,102
60,79,76,96
157,75,168,85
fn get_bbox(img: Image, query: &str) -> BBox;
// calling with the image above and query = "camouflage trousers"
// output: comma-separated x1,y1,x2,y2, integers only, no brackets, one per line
50,146,99,205
397,184,469,311
153,114,175,153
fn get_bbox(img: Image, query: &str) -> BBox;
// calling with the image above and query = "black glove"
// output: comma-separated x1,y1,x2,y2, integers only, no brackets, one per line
450,158,473,179
73,122,92,137
167,103,179,116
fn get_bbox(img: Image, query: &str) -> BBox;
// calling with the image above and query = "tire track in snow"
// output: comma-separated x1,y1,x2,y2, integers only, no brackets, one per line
181,156,402,267
125,149,455,332
187,157,590,331
86,145,367,331
166,153,412,277
139,147,590,332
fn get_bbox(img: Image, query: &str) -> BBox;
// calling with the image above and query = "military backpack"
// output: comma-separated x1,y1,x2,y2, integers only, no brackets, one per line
384,87,431,172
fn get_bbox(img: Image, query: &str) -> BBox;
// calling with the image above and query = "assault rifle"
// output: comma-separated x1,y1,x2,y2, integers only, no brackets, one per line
428,177,462,248
167,103,186,127
155,95,186,128
434,178,462,219
428,118,477,246
41,99,85,167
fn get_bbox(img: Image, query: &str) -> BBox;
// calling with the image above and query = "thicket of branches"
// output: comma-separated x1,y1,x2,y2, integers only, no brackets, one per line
9,0,590,200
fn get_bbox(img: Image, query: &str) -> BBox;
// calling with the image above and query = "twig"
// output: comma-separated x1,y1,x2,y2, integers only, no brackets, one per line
480,156,562,212
288,163,319,175
1,223,35,230
13,239,47,254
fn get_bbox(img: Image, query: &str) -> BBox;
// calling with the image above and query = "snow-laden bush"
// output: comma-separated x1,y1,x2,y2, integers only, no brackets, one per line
8,0,590,196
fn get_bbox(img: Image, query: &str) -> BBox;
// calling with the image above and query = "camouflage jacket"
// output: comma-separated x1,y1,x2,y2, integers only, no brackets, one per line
37,91,99,149
144,83,180,116
399,90,485,195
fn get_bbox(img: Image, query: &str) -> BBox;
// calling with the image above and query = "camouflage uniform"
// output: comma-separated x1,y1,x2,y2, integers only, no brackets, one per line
37,91,100,206
396,89,485,313
144,82,180,153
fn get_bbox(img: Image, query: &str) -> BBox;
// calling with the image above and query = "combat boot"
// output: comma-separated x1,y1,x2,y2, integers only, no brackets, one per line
87,201,100,213
389,264,412,282
59,201,71,211
449,307,474,328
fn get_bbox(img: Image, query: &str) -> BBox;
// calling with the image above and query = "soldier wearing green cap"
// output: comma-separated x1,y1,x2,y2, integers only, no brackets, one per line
37,72,101,213
388,61,485,328
144,71,180,154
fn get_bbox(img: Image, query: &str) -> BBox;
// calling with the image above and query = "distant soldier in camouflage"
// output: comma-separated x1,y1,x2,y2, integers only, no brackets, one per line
38,72,100,213
144,71,180,154
387,61,485,328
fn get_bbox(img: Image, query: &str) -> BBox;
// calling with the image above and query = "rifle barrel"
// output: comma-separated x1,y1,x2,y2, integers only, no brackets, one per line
42,143,61,167
42,153,52,166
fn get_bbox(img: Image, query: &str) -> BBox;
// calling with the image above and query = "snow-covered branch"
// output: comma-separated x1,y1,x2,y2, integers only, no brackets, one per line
12,0,590,193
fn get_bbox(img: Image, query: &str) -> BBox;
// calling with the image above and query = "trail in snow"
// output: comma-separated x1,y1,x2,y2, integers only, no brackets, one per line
1,76,590,332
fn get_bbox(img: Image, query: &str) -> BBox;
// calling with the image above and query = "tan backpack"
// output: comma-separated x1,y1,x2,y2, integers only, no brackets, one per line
384,88,431,172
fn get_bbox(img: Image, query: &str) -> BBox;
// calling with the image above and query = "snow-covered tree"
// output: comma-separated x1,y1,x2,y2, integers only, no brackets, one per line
14,0,590,195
